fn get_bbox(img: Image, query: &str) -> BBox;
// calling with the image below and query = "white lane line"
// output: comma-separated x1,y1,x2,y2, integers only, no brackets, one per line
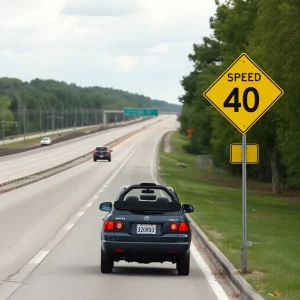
20,139,144,274
150,134,162,182
95,139,144,198
151,134,229,300
0,119,146,161
98,189,104,194
29,251,50,264
0,125,164,298
191,244,229,300
64,223,74,231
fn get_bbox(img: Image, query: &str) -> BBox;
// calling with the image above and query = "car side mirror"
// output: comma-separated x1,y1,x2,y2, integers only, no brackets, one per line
99,202,112,212
182,204,194,214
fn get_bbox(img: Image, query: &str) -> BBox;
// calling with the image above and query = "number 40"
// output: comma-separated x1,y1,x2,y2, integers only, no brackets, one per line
223,87,259,112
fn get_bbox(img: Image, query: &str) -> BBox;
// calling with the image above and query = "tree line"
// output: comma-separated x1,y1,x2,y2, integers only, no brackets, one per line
179,0,300,192
0,77,181,138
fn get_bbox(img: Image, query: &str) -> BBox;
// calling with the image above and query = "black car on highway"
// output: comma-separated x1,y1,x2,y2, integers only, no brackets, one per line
93,146,113,162
99,183,194,275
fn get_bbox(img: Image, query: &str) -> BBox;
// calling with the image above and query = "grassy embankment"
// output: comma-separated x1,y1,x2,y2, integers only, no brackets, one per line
0,126,100,149
1,125,95,141
159,131,300,300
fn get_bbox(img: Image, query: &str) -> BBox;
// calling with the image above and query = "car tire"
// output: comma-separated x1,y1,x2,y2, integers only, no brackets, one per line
177,252,190,276
108,158,111,162
93,158,97,162
101,248,113,273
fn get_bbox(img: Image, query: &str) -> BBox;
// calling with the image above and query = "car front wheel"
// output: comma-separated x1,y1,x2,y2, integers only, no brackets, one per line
100,248,113,273
177,252,190,276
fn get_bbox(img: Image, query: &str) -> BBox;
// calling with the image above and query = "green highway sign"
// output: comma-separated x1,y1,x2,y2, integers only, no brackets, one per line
123,108,158,117
139,108,158,116
123,108,139,116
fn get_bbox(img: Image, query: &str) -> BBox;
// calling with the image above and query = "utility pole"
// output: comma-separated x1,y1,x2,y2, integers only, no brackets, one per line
62,108,64,131
46,109,49,130
23,105,26,141
74,107,77,128
52,107,54,132
65,108,68,129
1,107,4,145
39,106,42,134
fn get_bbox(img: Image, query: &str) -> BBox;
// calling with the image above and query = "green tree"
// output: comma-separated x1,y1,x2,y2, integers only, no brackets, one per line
247,0,300,190
178,0,288,192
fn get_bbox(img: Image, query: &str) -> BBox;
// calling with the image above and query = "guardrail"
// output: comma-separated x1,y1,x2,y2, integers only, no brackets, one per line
0,129,143,194
1,117,144,145
0,116,163,193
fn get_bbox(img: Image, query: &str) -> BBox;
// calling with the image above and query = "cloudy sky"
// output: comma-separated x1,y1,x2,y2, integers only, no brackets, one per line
0,0,217,104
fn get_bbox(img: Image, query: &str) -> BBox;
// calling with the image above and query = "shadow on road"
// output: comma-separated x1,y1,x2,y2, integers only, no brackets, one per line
61,264,177,277
111,265,177,276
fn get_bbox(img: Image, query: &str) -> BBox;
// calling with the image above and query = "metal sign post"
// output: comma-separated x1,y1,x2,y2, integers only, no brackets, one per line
241,134,247,273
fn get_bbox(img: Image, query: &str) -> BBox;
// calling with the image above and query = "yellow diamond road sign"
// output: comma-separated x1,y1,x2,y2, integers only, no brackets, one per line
203,53,284,134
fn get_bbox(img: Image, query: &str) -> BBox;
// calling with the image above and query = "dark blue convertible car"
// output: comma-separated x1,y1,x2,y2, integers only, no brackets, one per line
99,182,194,275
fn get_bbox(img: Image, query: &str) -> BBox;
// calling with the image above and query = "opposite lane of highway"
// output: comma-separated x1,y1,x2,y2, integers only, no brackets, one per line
0,116,235,300
0,127,149,282
0,116,168,185
2,124,102,145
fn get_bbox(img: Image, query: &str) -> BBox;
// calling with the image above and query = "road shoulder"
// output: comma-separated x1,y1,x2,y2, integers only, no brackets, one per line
158,130,264,300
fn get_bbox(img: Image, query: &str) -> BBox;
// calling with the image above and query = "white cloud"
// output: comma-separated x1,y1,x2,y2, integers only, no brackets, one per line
62,0,141,17
0,0,217,103
112,56,139,72
151,43,169,54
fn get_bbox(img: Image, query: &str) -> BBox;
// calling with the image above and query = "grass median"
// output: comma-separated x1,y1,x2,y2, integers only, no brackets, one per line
0,126,101,149
159,131,300,300
0,136,54,148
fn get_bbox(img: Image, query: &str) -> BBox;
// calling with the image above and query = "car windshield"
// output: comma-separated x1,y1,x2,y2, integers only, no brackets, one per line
114,187,180,212
123,188,172,202
96,147,108,151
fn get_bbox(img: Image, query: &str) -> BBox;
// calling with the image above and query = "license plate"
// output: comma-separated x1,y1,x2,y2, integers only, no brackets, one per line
100,155,103,157
137,224,156,234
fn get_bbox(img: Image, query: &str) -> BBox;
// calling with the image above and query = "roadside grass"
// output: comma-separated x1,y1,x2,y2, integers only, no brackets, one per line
1,125,99,142
0,126,101,149
0,135,57,148
159,131,300,300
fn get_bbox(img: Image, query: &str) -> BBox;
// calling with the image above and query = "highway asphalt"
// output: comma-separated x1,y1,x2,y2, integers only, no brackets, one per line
2,118,143,145
0,116,236,300
2,125,100,145
0,116,165,185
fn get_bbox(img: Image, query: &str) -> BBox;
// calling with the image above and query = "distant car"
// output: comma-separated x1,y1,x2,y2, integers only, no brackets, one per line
40,137,52,146
93,146,113,162
99,182,194,275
